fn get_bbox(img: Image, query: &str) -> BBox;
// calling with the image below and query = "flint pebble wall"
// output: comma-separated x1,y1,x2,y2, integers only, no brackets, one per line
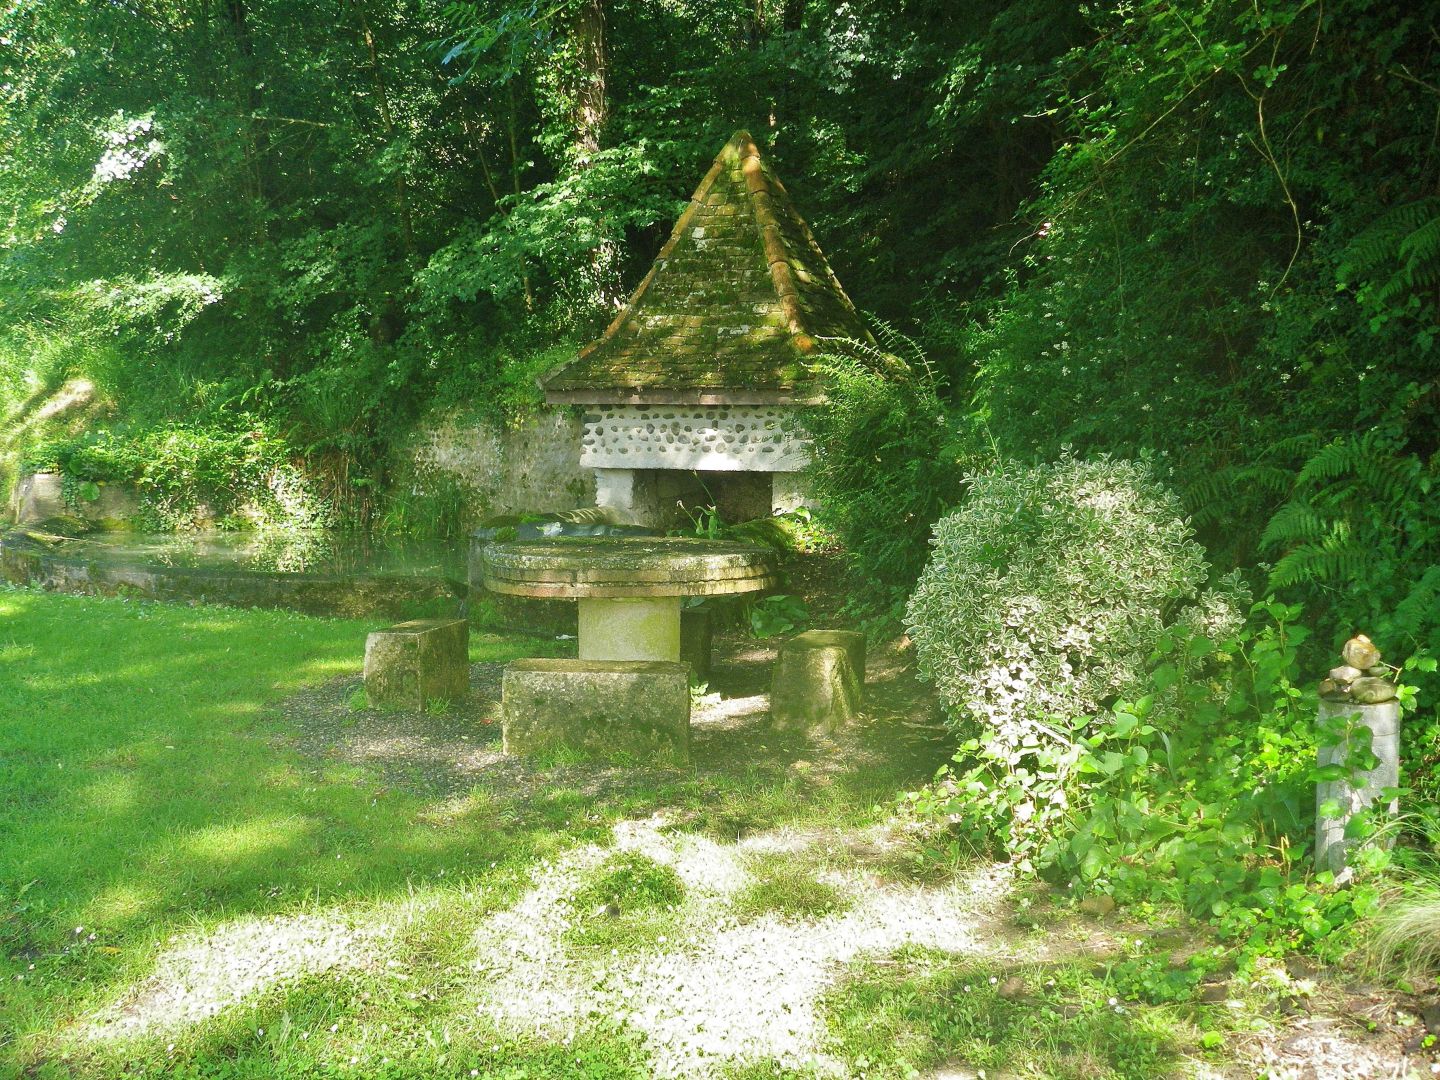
580,406,808,472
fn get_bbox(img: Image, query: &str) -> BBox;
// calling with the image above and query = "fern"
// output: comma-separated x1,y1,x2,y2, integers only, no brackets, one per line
1263,428,1435,610
1295,432,1376,487
1394,566,1440,641
1258,433,1322,463
1269,538,1369,589
1294,432,1419,507
1260,500,1327,550
871,317,922,362
1339,196,1440,317
1184,463,1292,527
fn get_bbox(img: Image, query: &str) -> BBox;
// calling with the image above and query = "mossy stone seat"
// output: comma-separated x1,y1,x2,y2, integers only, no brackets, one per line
770,629,865,735
364,617,469,712
502,658,691,765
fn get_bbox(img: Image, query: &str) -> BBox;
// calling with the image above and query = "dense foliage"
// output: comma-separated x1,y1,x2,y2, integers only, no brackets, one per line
802,338,969,624
25,424,330,531
3,0,1439,975
905,456,1239,734
0,0,1059,523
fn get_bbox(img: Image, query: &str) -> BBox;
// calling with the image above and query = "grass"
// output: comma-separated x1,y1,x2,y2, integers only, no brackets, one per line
0,585,1339,1079
732,855,851,921
566,851,686,952
819,948,1191,1080
0,586,933,1078
0,587,624,1076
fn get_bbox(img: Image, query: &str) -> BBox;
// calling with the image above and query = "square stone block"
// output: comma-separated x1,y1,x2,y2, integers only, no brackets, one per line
771,629,866,735
364,617,469,711
503,658,690,765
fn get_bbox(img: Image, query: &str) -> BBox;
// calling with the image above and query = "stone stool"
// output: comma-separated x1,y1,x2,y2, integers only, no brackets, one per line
364,617,469,711
502,658,690,765
770,629,865,735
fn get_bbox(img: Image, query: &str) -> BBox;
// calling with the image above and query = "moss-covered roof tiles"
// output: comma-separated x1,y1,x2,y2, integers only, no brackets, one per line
541,130,873,406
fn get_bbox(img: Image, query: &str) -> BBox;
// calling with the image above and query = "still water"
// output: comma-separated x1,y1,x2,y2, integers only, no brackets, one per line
63,531,467,579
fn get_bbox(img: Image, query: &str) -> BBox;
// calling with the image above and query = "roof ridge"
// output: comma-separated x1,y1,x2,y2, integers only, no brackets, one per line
736,133,873,354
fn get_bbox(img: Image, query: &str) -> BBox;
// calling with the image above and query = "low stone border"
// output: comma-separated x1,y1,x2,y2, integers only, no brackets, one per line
0,533,464,619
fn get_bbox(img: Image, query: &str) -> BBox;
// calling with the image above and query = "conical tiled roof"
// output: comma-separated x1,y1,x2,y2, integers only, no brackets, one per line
541,131,873,406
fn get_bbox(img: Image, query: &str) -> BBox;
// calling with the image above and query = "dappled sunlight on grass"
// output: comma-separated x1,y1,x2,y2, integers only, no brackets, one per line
77,773,140,816
178,816,314,864
83,882,163,926
1,587,1007,1077
0,587,682,1078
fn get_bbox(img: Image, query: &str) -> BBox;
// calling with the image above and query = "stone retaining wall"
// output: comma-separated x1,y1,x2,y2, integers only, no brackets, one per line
0,535,464,619
10,472,139,527
407,407,594,516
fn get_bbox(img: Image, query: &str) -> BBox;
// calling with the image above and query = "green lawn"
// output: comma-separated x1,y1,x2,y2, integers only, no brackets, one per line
0,587,1271,1079
0,588,651,1077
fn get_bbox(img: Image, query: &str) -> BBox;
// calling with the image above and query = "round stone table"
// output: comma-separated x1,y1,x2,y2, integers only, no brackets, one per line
478,537,779,663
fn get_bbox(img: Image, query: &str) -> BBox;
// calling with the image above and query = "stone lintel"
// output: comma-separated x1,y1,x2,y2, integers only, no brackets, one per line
546,388,824,407
580,404,811,474
581,446,809,473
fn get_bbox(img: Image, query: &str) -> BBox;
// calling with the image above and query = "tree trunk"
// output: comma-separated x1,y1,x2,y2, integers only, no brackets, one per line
570,0,607,163
224,0,270,227
568,0,617,308
355,1,416,258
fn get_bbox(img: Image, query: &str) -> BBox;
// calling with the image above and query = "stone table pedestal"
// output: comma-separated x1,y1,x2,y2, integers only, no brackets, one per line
479,537,778,663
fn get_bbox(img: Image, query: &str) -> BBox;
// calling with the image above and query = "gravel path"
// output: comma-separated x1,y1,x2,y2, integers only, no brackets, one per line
80,813,1422,1080
468,815,1030,1077
88,912,389,1040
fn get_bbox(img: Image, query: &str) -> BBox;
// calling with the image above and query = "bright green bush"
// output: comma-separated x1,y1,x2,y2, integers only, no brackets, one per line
903,599,1424,979
905,454,1234,736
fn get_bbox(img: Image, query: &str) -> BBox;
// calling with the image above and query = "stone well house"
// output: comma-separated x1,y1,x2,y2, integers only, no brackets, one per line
539,130,873,528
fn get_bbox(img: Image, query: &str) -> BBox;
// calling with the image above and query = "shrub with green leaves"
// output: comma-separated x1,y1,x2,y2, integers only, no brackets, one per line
26,422,331,532
905,454,1234,737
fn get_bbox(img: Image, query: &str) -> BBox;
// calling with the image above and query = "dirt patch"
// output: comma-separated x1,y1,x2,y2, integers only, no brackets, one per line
274,626,949,806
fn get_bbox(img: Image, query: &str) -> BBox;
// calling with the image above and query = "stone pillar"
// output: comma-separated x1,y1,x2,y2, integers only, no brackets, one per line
578,596,682,662
771,471,816,516
680,608,714,681
594,468,662,526
1315,697,1402,874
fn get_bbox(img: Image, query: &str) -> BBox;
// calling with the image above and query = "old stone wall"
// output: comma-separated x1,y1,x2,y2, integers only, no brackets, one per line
10,472,139,528
407,407,595,516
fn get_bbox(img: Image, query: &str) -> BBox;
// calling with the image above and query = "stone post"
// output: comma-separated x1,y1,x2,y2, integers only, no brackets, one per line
1314,634,1402,874
770,470,816,516
594,468,661,527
